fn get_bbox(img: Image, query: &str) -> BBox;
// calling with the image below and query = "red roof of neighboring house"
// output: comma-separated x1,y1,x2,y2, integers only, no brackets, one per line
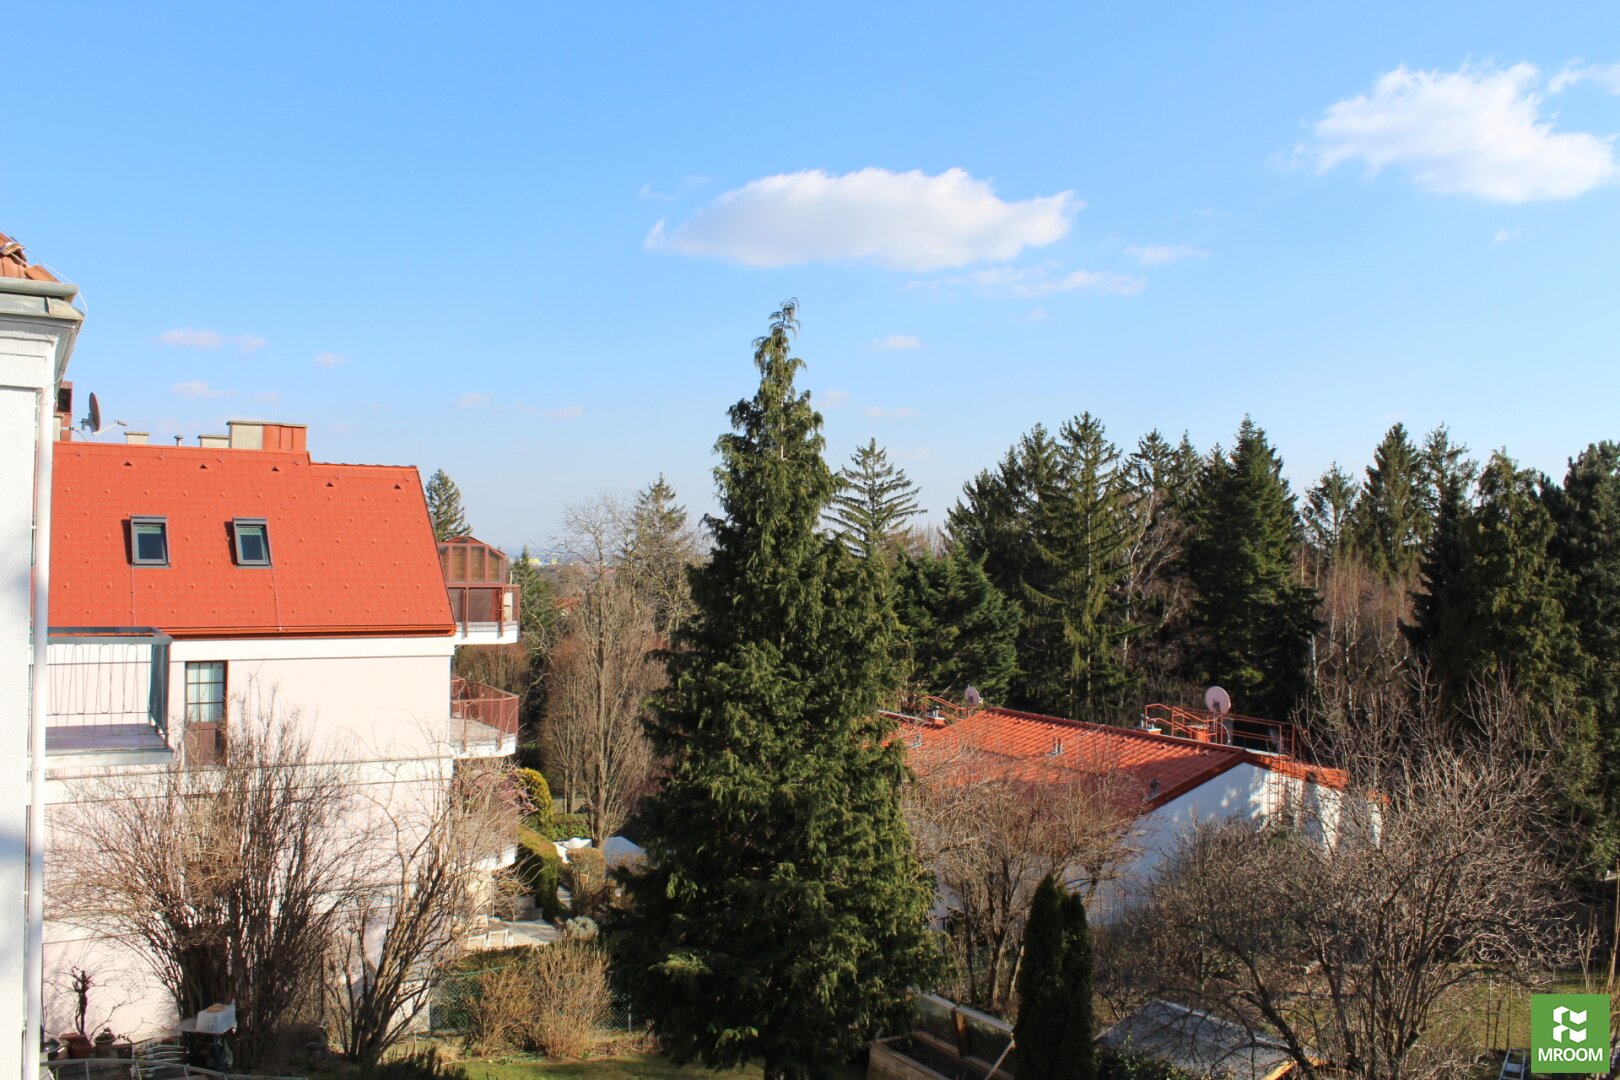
0,232,61,282
902,706,1346,811
50,440,455,638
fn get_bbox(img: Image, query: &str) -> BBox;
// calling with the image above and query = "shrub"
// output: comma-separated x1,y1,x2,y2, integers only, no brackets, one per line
564,847,607,916
459,944,611,1060
515,769,553,835
549,813,590,841
1097,1048,1195,1080
532,846,564,919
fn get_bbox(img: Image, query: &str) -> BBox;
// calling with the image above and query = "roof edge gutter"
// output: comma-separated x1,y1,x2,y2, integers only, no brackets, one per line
0,278,78,301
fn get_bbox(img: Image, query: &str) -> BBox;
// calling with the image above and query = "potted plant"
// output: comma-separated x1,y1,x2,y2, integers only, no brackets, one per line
93,1028,116,1058
58,1032,93,1060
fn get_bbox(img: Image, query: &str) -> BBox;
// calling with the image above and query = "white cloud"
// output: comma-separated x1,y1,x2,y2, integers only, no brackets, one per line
1491,226,1529,245
456,392,491,409
170,379,231,399
818,389,850,408
873,334,922,351
314,352,346,366
935,264,1145,299
544,404,585,419
1550,62,1620,94
1309,63,1619,202
646,167,1078,271
158,328,268,352
1125,244,1209,266
863,406,920,420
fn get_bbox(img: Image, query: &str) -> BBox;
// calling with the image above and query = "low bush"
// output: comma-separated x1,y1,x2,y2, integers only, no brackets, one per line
563,847,607,916
459,943,611,1061
549,813,590,841
515,769,553,835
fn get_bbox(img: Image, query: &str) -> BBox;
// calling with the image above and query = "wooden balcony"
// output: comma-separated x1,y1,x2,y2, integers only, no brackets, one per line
450,676,519,757
44,628,174,765
440,536,520,645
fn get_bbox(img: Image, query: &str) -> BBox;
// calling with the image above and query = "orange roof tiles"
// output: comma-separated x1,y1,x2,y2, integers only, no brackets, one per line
0,231,61,282
50,441,455,638
903,706,1345,811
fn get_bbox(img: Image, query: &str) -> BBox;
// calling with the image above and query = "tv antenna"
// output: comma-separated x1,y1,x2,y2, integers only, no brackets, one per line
79,392,127,438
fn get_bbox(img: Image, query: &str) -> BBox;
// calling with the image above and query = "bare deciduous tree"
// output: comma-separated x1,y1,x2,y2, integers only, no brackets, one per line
49,698,365,1066
324,758,529,1063
905,736,1139,1015
544,496,662,843
1103,690,1573,1080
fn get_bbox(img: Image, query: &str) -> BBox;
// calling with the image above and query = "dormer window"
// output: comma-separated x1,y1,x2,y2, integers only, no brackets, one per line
129,517,169,566
232,519,271,566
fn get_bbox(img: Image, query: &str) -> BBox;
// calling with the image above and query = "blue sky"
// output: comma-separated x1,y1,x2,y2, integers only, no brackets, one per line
7,3,1619,550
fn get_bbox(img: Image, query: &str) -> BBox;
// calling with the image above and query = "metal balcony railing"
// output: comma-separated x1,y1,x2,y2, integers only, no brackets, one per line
45,628,172,756
449,676,519,756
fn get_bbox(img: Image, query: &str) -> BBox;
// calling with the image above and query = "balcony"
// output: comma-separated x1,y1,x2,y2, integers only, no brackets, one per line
439,536,520,645
450,676,519,757
44,628,174,765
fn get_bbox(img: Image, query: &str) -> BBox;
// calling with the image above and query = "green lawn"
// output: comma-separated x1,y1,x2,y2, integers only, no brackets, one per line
456,1056,759,1080
454,1054,865,1080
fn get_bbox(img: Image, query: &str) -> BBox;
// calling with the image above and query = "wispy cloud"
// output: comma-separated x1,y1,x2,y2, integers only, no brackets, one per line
1307,63,1619,202
873,334,922,351
544,404,585,419
1550,61,1620,94
818,389,850,408
171,379,231,399
456,392,491,409
863,406,920,420
159,328,268,352
638,175,709,201
314,352,346,367
646,167,1077,271
925,264,1145,299
1125,244,1209,266
1492,226,1530,245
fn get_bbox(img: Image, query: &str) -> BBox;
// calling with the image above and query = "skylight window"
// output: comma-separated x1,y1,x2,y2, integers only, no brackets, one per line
129,517,169,566
232,519,271,566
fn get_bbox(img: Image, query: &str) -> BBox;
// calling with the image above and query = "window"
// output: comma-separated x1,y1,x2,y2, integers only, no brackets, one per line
184,661,227,764
129,517,169,566
232,518,271,566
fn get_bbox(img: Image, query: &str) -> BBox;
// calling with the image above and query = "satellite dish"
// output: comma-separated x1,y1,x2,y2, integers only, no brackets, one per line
963,685,982,708
79,392,126,438
1205,685,1232,716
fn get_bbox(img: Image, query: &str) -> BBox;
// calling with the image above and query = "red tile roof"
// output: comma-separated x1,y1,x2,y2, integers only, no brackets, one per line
50,441,455,638
0,231,60,282
902,706,1345,811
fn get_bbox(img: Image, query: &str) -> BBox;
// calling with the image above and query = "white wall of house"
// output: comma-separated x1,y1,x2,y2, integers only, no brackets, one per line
3,285,81,1078
41,631,469,1041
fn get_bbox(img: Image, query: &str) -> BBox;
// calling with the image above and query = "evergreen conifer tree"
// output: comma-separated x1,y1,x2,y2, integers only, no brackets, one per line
1303,464,1359,572
1184,419,1319,721
1014,876,1067,1080
1350,423,1426,578
827,438,922,559
1020,414,1134,721
894,546,1020,703
613,302,937,1080
1548,442,1620,868
624,475,703,635
424,468,472,541
1014,875,1097,1080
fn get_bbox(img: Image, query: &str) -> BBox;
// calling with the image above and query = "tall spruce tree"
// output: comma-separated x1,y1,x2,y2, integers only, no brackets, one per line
827,438,923,559
424,468,472,541
613,302,937,1080
1119,431,1202,701
1020,415,1134,721
1350,423,1426,578
894,546,1020,703
1014,875,1096,1080
1548,443,1620,867
1184,419,1319,721
624,475,704,635
1303,464,1359,572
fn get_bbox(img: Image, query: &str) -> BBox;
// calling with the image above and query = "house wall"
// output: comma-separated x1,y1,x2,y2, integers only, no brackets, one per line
3,300,79,1078
42,632,465,1040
